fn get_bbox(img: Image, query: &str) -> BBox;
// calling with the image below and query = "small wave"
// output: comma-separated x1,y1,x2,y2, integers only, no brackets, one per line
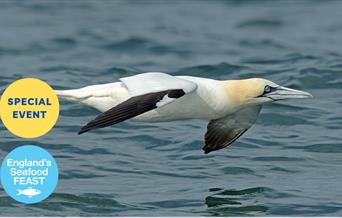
220,166,256,175
205,187,270,215
59,170,105,180
100,66,139,78
51,37,77,47
238,38,287,50
269,167,299,173
102,37,182,56
252,156,302,162
141,199,201,209
175,62,248,79
236,18,284,29
269,203,342,216
286,143,342,153
40,192,130,215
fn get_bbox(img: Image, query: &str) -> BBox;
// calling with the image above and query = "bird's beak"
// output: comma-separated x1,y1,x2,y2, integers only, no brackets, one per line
266,86,313,101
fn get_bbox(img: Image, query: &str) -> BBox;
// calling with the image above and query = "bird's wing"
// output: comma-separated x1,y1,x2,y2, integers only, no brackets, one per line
79,72,197,134
203,105,262,154
120,72,197,97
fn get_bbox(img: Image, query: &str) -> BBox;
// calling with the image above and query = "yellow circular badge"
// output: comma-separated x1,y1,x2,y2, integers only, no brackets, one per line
0,78,59,138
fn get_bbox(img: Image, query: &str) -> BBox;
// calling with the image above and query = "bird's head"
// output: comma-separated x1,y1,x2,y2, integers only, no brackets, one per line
224,78,313,108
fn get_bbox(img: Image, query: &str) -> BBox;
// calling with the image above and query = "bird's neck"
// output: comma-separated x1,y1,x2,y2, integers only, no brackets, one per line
221,79,259,110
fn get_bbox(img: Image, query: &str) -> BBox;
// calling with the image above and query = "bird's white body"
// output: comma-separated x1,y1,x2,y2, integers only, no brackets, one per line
56,72,312,153
57,75,236,122
135,76,232,121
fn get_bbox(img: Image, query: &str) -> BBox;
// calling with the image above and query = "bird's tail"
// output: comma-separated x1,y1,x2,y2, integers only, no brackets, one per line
55,82,129,113
54,82,118,102
54,88,90,102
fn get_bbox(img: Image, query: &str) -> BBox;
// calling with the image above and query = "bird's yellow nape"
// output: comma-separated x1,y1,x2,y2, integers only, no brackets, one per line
222,78,274,106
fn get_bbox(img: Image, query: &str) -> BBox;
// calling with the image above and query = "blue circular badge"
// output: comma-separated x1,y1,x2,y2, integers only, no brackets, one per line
0,145,58,204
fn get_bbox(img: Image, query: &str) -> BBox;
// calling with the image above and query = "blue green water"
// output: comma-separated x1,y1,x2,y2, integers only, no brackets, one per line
0,0,342,216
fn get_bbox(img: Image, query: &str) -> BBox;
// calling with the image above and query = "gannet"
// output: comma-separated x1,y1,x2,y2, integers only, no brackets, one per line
55,72,312,154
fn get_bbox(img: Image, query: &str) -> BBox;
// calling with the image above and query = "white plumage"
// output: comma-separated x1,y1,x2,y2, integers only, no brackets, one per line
56,73,231,121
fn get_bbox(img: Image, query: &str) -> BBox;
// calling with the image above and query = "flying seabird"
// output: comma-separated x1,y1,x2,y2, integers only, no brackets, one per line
55,72,312,154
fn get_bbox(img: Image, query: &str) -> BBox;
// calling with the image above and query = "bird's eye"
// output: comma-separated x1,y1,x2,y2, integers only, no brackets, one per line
264,85,272,94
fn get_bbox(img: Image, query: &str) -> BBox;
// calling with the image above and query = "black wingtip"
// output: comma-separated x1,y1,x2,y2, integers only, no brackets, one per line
78,127,89,135
202,147,212,154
